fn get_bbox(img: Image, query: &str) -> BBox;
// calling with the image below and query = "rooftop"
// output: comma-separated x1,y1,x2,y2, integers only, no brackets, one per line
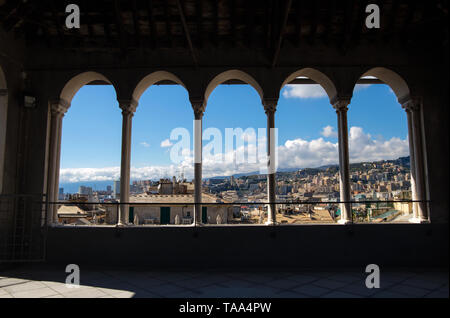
129,192,227,204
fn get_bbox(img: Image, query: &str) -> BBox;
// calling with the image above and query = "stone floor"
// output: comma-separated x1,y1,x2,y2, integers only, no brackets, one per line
0,265,448,298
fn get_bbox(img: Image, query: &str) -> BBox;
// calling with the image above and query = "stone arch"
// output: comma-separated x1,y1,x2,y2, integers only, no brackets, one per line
360,67,411,103
49,71,118,217
0,65,7,194
132,71,187,104
204,70,264,107
281,68,338,103
59,71,116,106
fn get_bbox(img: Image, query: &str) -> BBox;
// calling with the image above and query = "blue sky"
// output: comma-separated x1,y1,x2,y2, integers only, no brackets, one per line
59,83,409,183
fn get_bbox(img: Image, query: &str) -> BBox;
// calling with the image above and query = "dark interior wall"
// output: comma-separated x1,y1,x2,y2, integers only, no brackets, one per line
45,224,448,269
0,21,448,268
21,72,56,197
420,65,449,223
0,30,25,195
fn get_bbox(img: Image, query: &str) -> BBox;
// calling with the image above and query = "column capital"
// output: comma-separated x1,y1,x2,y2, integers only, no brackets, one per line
118,99,138,115
263,98,278,114
332,98,351,112
190,98,205,119
401,97,422,113
50,99,70,117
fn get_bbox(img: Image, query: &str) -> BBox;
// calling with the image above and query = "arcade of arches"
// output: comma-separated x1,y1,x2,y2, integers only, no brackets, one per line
0,0,447,267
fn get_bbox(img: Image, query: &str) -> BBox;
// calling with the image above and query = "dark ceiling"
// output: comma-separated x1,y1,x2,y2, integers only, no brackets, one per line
1,0,448,66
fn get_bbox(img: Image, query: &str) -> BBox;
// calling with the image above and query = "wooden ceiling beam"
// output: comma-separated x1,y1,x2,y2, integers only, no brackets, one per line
102,9,112,44
353,0,369,45
246,0,255,48
230,0,236,47
132,0,142,47
114,0,127,53
163,0,173,47
308,0,319,45
323,0,336,46
383,0,399,43
176,0,198,66
295,0,302,47
272,0,292,67
213,0,219,47
84,0,95,39
50,0,63,42
401,0,417,45
147,0,156,49
340,0,354,52
195,0,203,48
265,0,273,49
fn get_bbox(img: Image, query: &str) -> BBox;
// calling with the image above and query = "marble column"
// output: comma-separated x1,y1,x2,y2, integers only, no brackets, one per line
402,102,419,220
48,99,70,224
263,99,277,225
402,98,429,223
191,100,204,225
118,100,137,226
333,98,352,224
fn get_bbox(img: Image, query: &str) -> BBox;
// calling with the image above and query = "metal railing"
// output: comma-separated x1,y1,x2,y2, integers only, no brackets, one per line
44,199,430,227
0,196,431,263
0,194,47,262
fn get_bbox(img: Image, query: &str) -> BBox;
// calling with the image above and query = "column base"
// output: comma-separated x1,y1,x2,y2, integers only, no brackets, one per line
115,222,127,227
337,219,352,225
408,217,430,224
265,220,278,226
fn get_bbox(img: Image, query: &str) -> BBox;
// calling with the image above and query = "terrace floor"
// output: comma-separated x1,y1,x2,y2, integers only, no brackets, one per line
0,264,448,298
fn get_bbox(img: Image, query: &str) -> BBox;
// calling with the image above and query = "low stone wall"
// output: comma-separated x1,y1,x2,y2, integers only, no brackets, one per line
45,223,448,270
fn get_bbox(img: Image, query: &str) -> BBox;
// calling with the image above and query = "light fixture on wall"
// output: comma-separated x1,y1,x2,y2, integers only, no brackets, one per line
24,94,36,108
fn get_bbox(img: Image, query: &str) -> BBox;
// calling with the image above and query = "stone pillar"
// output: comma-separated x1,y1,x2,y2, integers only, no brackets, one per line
402,98,429,223
0,88,8,194
333,98,352,224
402,103,419,219
118,100,137,226
263,99,277,225
191,99,204,225
47,99,70,224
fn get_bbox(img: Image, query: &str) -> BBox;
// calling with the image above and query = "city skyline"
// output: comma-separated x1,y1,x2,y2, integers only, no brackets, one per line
59,154,410,195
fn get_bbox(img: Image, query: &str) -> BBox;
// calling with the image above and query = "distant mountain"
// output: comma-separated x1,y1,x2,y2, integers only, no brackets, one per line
207,156,410,180
208,167,300,180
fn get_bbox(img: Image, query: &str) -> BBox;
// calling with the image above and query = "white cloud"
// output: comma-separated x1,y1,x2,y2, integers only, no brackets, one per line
354,84,372,92
282,84,327,99
347,127,409,163
59,127,409,183
160,139,173,148
140,141,150,148
282,83,373,100
59,167,121,183
241,130,257,142
321,125,338,138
